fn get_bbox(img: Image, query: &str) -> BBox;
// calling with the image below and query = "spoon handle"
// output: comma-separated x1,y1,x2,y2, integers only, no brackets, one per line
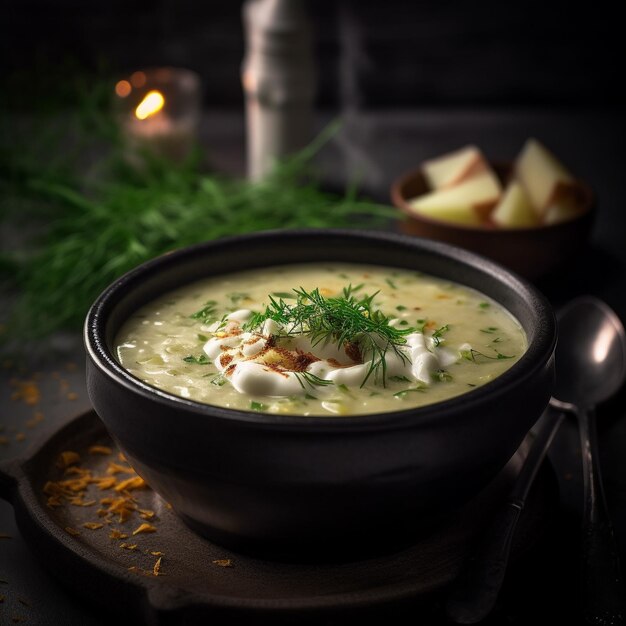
445,408,564,624
578,406,625,625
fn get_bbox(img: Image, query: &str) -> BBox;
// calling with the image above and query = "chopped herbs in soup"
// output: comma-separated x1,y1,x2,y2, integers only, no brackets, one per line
115,264,526,416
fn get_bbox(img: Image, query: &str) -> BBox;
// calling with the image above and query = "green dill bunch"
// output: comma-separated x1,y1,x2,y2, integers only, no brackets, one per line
244,286,415,386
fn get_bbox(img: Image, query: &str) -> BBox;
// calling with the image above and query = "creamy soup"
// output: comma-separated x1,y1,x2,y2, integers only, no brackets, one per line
115,263,526,416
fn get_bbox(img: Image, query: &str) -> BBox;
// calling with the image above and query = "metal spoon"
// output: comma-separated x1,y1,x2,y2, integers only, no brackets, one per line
446,296,625,624
552,296,626,625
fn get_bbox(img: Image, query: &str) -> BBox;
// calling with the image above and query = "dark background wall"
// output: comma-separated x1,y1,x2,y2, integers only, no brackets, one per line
2,0,622,109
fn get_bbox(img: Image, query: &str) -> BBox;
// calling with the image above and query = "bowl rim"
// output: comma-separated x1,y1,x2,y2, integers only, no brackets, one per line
84,228,556,430
390,162,595,234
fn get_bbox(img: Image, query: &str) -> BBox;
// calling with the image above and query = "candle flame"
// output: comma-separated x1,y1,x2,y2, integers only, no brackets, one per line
135,90,165,120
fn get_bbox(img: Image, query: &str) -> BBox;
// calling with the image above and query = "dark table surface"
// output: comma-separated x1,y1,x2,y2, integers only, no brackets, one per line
1,108,625,625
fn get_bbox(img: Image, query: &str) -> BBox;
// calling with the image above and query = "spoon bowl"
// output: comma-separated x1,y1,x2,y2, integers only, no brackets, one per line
553,297,626,407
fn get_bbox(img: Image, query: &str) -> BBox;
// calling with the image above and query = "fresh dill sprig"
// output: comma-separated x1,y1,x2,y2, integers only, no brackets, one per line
294,371,334,389
431,324,450,347
460,348,515,362
243,286,415,386
190,300,218,323
183,354,211,365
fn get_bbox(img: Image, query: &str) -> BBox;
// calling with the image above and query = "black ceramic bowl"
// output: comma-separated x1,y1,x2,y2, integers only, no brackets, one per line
85,229,556,560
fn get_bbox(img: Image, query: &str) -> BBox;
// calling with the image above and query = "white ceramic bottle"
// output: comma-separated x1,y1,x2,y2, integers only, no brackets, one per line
241,0,316,180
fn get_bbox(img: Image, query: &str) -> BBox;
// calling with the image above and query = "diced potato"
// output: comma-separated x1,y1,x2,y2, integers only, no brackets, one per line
409,171,501,225
515,138,579,215
422,145,489,190
491,181,540,228
543,190,588,224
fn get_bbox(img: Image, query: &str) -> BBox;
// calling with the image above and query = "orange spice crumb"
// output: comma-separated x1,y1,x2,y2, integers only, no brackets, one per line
212,559,233,567
150,551,164,556
104,496,137,523
106,462,134,476
82,522,104,530
114,476,146,492
109,529,128,539
65,465,90,476
88,445,112,455
120,543,138,550
14,433,25,442
0,436,8,445
132,523,157,536
44,481,64,496
93,476,117,490
153,556,163,576
118,452,127,462
68,497,97,507
26,411,44,428
10,379,40,405
65,527,81,536
138,509,156,520
56,451,81,469
67,392,78,401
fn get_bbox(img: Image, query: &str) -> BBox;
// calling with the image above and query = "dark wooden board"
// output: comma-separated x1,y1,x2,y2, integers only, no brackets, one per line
0,411,558,624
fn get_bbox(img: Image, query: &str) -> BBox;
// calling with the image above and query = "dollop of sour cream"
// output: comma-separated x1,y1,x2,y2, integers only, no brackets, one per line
202,309,465,398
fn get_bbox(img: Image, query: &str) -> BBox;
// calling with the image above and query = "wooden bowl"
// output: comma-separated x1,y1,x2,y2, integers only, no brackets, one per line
390,162,596,281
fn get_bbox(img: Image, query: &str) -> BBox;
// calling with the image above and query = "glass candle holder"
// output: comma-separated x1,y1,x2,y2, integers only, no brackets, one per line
114,67,201,163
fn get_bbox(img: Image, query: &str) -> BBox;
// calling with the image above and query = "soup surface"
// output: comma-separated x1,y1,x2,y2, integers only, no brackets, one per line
115,263,526,416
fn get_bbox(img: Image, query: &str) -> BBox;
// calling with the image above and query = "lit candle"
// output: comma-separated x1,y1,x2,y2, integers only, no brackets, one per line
114,68,201,163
